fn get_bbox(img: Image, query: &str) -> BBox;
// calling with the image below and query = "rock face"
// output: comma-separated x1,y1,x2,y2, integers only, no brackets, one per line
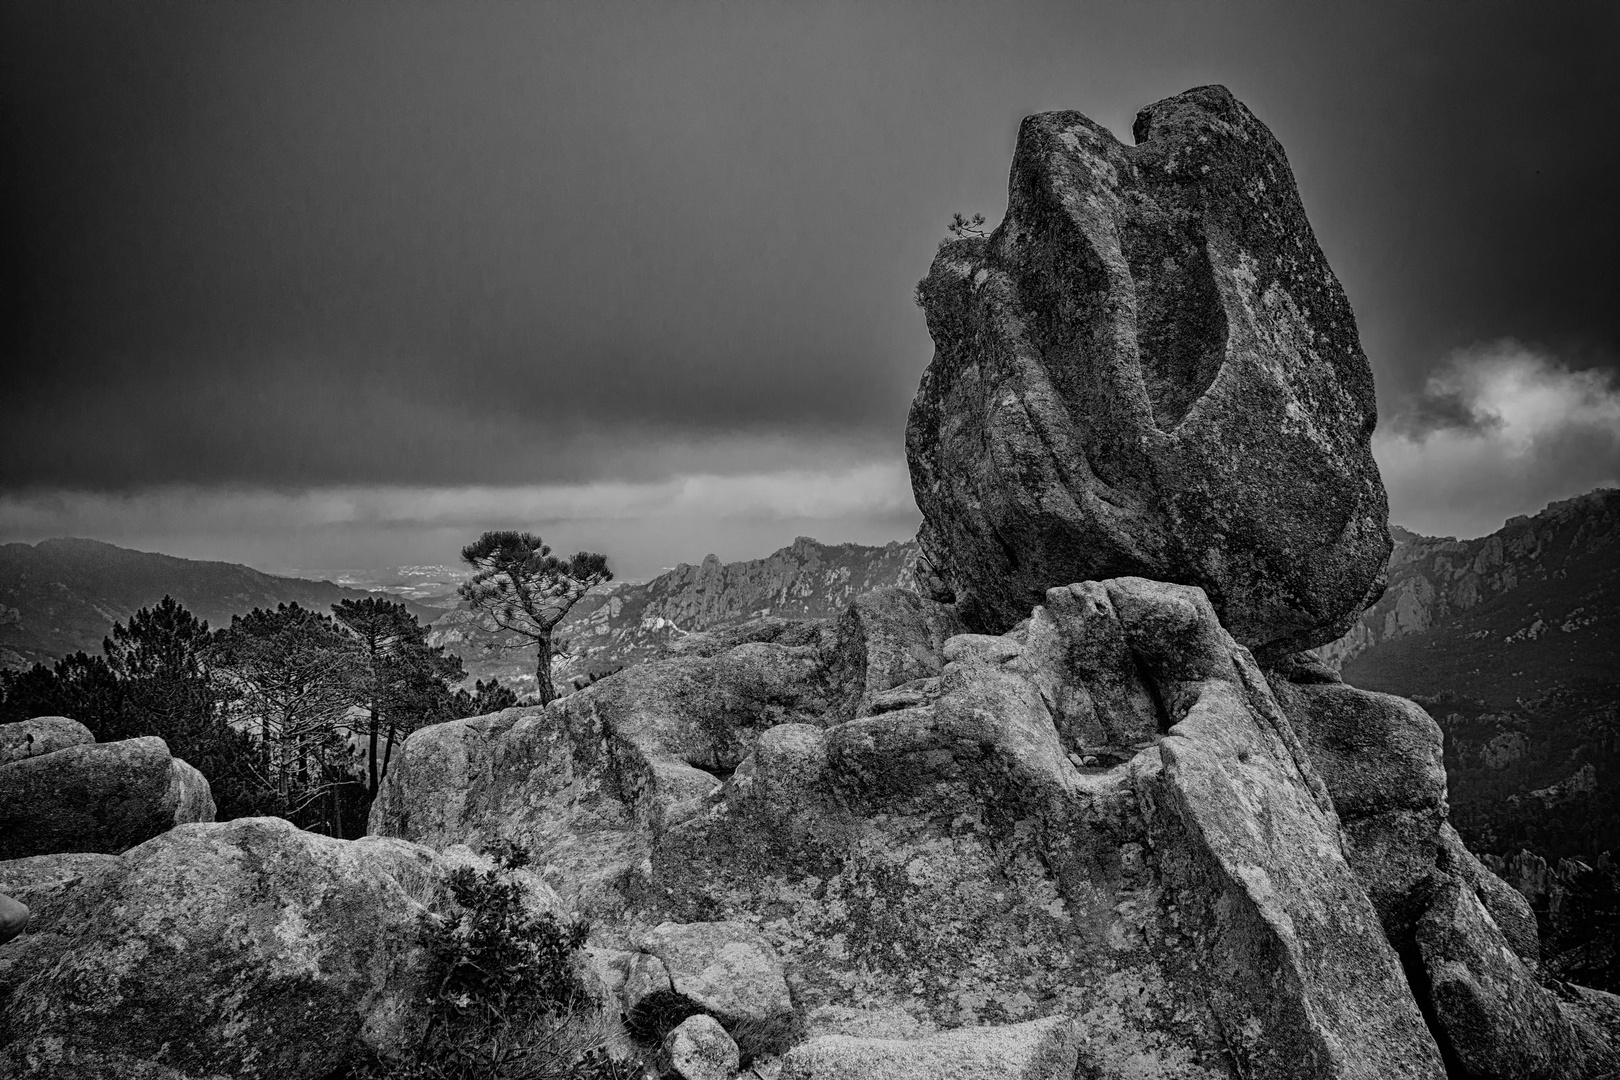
0,817,442,1079
907,84,1389,658
0,731,216,859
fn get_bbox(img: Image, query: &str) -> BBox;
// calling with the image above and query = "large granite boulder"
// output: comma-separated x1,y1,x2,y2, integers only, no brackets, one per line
907,85,1389,658
0,817,443,1079
0,730,216,859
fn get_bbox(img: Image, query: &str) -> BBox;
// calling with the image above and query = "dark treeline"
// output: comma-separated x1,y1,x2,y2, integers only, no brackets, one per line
0,595,518,837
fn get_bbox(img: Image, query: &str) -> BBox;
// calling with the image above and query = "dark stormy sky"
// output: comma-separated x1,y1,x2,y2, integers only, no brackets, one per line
3,2,1617,578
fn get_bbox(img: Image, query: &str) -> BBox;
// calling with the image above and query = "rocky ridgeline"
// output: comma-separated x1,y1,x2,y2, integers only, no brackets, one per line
5,85,1619,1080
1319,488,1620,679
429,536,920,689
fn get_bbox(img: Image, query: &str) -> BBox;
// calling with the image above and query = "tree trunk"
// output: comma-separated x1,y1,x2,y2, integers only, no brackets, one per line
535,628,556,706
367,701,380,801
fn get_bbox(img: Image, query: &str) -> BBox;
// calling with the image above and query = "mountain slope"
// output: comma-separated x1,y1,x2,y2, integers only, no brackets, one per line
1320,490,1620,861
428,536,920,689
0,537,439,668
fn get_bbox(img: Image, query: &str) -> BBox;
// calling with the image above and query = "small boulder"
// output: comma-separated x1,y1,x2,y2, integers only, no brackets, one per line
640,921,794,1057
0,716,93,765
778,1015,1082,1080
664,1013,740,1080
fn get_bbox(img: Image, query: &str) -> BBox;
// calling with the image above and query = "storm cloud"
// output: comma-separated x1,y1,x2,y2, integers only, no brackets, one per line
2,2,1616,566
1376,340,1620,540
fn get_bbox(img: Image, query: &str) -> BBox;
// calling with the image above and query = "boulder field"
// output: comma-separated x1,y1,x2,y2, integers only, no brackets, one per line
3,85,1614,1080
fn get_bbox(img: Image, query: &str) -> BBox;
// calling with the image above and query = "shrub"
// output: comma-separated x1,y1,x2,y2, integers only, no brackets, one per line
361,840,641,1080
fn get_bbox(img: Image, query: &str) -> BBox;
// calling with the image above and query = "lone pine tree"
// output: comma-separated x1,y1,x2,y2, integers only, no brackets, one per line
457,531,612,706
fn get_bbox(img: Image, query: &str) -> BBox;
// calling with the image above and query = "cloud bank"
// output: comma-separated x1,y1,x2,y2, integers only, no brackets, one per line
0,457,921,580
1375,340,1620,539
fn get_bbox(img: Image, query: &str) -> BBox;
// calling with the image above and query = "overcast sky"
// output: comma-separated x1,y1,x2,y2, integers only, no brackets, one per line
3,2,1617,578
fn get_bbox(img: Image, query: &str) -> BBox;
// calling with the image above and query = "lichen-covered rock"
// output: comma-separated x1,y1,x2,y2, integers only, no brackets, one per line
779,1015,1082,1080
0,716,93,765
0,735,215,859
1417,874,1620,1079
0,817,440,1080
907,85,1389,657
0,852,124,1006
639,921,793,1053
663,1013,739,1080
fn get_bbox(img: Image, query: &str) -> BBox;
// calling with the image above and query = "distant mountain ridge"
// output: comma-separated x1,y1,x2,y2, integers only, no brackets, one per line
1321,488,1619,702
428,535,920,688
1319,489,1620,862
0,537,439,669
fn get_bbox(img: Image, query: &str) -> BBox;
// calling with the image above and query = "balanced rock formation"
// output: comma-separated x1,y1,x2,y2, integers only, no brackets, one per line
908,84,1389,658
0,719,215,860
0,818,449,1078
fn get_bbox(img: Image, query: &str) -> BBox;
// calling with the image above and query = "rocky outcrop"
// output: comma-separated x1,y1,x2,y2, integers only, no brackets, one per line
361,89,1617,1080
0,817,445,1079
0,729,216,859
907,85,1389,658
375,574,1523,1077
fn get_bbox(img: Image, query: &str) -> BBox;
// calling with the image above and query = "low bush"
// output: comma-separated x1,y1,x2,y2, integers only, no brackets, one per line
360,839,642,1080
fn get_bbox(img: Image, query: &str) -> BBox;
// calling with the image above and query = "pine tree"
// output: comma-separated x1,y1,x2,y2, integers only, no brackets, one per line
458,531,611,706
331,596,464,800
